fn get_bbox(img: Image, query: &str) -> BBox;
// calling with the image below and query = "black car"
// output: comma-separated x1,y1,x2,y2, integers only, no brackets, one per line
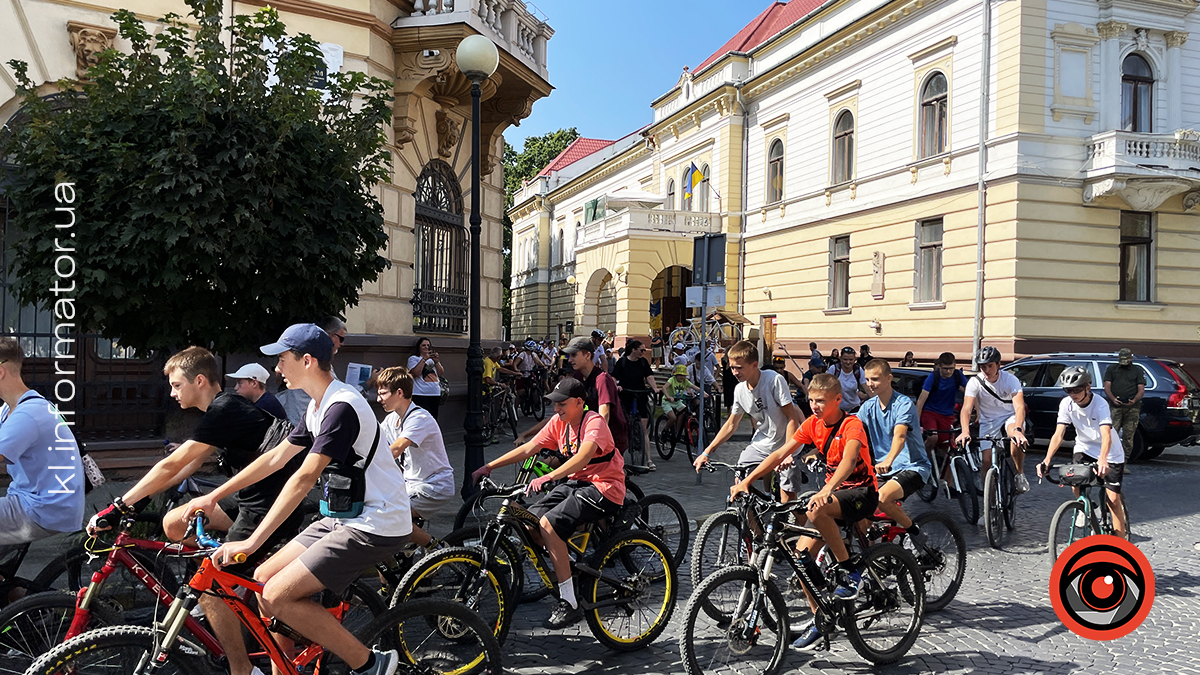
1002,353,1200,461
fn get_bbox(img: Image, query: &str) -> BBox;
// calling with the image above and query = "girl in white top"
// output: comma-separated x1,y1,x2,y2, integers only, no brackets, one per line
406,338,444,419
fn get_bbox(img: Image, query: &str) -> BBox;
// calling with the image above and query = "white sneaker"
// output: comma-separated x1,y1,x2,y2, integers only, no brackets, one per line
249,668,266,675
1014,474,1030,494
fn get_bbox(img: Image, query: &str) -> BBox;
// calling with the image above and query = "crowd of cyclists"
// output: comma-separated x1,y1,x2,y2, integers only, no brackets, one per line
0,321,1141,674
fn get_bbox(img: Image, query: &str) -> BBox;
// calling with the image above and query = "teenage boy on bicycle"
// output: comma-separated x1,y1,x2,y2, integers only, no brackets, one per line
1036,367,1128,538
915,351,967,458
470,377,626,630
695,341,805,502
731,373,877,650
859,360,932,539
185,324,411,675
956,346,1031,493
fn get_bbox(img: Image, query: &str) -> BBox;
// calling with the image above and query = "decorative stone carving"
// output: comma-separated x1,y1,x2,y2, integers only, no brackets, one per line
1184,191,1200,210
396,49,453,80
1165,31,1189,48
67,21,117,80
871,251,885,299
1096,20,1128,40
1085,177,1195,210
434,109,460,158
1134,28,1150,51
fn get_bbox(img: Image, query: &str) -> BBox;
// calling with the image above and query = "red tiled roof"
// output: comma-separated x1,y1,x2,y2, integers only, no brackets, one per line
694,0,827,73
535,138,616,177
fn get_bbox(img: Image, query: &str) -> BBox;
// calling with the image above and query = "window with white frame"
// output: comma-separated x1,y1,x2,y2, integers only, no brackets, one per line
832,110,855,184
666,179,676,210
829,235,850,308
698,163,711,211
1119,211,1152,302
916,218,943,302
919,72,948,158
767,140,784,204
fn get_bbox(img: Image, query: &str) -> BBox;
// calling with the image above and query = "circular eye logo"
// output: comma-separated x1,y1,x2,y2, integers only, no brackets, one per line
1049,535,1154,640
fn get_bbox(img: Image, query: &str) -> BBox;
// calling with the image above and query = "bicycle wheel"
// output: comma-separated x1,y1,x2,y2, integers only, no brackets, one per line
626,478,645,503
627,415,647,468
0,590,124,675
393,547,512,643
440,525,529,604
680,565,788,675
843,543,924,665
635,494,690,568
532,387,546,421
685,417,701,463
690,512,750,619
899,512,965,613
1002,463,1017,531
581,529,676,652
357,598,503,675
654,415,675,461
25,625,207,675
506,398,520,439
983,468,1003,549
951,457,978,525
1048,500,1096,565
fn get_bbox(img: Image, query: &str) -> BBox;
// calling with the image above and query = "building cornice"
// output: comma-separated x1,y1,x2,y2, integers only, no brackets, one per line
544,145,654,205
645,84,739,143
238,0,393,41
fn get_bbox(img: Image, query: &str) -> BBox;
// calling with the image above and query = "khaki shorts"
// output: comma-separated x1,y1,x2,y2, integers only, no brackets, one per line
294,518,410,593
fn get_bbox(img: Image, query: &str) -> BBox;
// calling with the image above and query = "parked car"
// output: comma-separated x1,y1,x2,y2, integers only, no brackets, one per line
1002,352,1199,461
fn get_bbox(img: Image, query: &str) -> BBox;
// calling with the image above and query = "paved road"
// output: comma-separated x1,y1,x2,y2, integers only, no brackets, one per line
15,416,1200,675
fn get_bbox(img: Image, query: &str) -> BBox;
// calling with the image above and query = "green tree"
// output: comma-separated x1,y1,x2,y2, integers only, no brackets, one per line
500,127,579,334
1,0,392,355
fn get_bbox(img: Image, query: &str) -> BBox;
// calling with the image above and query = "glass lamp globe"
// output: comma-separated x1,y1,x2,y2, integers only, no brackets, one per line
456,35,499,81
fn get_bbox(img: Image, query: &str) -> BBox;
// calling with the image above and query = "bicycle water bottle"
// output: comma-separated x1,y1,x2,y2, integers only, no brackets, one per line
796,549,824,588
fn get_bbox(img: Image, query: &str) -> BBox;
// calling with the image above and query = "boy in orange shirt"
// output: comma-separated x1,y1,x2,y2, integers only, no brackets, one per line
731,373,877,650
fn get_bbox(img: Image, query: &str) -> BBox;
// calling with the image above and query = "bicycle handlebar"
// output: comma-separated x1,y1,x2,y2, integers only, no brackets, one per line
187,511,246,563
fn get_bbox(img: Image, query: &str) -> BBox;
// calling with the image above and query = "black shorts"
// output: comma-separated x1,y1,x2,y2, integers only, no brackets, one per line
217,495,307,574
884,470,926,499
620,392,651,420
833,486,879,522
528,480,621,542
1072,453,1125,494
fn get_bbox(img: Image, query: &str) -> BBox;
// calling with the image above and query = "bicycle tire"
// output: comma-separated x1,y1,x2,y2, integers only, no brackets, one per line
0,590,124,675
634,494,690,569
900,512,965,613
685,417,701,463
626,478,645,503
689,512,749,616
680,565,788,675
356,597,504,675
532,388,546,421
951,457,978,525
1002,464,1017,531
392,547,512,644
983,469,1004,549
25,625,208,675
653,415,675,461
916,449,941,503
506,398,520,439
1047,500,1096,565
843,543,924,665
439,525,528,604
581,529,676,652
627,414,647,468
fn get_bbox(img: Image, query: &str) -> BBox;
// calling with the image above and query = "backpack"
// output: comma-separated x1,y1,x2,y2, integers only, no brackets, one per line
928,368,964,397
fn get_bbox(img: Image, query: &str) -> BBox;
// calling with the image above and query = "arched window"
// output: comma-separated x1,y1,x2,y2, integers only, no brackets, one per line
681,169,693,211
767,139,784,204
698,163,711,211
1122,54,1153,132
833,110,855,184
412,159,468,333
666,179,676,210
919,72,948,158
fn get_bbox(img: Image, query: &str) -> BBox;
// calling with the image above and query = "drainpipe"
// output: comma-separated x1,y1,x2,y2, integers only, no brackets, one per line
971,0,993,369
735,80,749,317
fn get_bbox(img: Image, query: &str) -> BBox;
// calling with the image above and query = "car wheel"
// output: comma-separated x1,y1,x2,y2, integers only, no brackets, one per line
1140,444,1166,461
1126,429,1146,462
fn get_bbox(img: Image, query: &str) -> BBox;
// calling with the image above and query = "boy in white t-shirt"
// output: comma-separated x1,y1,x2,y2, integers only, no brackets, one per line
1036,366,1128,538
956,346,1031,493
377,366,455,548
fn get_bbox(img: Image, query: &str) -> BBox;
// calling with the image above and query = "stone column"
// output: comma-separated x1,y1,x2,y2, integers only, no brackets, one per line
1096,21,1128,130
1166,31,1188,132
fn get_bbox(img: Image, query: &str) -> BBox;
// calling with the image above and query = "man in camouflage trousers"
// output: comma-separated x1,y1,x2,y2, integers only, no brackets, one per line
1103,348,1145,457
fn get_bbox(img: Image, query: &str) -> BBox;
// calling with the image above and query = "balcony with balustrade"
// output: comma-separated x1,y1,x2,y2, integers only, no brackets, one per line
1083,130,1200,211
392,0,551,82
574,207,722,253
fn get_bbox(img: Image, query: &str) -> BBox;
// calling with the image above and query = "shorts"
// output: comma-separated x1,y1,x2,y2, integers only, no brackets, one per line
408,486,456,517
661,399,686,414
528,480,621,542
0,496,59,549
920,410,956,443
978,415,1019,452
736,447,803,494
1073,453,1125,494
883,470,925,499
620,392,651,420
293,517,411,594
833,486,879,522
218,495,307,575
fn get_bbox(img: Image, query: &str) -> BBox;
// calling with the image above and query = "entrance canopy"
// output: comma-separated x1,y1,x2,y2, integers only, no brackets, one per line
604,190,666,209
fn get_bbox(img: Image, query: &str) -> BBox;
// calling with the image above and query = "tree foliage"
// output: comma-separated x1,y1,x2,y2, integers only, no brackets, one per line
1,0,393,354
499,127,579,334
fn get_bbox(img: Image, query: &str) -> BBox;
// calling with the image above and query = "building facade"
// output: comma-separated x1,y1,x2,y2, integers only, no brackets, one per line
2,0,552,455
509,0,1200,369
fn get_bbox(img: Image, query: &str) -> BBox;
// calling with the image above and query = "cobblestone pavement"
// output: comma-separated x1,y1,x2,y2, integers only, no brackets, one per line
17,417,1200,675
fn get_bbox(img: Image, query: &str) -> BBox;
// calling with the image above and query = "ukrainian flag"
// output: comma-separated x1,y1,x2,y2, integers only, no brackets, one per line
689,162,706,195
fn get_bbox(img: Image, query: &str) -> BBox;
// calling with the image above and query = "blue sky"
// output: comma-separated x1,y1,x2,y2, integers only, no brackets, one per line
509,0,770,150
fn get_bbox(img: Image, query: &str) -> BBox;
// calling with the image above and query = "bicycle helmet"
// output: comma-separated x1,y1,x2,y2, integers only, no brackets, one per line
524,340,539,350
591,329,605,340
1056,366,1091,389
976,346,1001,364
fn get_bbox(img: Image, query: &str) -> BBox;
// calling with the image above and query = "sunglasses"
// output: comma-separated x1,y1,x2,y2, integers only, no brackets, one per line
332,333,346,345
1064,386,1085,395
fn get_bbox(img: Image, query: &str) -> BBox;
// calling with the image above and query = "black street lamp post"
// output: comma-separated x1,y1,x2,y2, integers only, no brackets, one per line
456,35,499,498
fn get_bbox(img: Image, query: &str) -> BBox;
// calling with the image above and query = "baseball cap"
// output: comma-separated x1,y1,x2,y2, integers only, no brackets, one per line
673,342,685,350
261,323,334,362
226,363,271,384
545,377,587,402
673,364,688,376
1118,348,1133,364
562,336,595,355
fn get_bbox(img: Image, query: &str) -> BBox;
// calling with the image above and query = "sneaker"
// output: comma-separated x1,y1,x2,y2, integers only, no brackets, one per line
1074,510,1087,528
833,568,862,600
791,624,824,651
544,599,583,629
1015,474,1031,494
647,460,657,471
789,617,815,636
355,649,398,675
249,668,266,675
